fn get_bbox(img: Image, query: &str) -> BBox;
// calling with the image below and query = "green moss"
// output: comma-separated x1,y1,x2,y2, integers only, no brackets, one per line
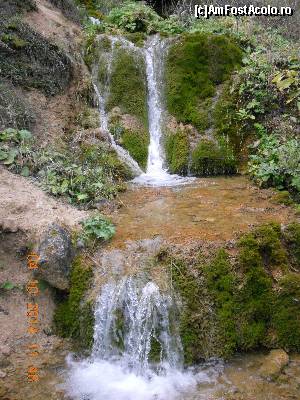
107,48,147,124
204,249,238,357
271,191,294,206
169,257,211,365
124,32,147,47
149,336,162,363
165,130,189,175
282,223,300,269
121,129,149,170
272,273,300,352
165,33,242,130
191,139,237,176
236,266,273,350
53,255,94,349
238,222,288,272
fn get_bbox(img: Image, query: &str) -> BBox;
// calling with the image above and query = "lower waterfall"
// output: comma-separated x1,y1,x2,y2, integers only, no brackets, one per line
65,277,201,400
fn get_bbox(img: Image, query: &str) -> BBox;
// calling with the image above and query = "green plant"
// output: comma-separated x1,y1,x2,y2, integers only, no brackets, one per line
80,215,115,245
107,2,162,33
1,281,16,290
0,128,34,175
249,133,300,196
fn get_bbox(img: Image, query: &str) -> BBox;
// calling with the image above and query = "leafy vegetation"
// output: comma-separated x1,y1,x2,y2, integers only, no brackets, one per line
79,215,115,246
107,2,184,34
248,130,300,199
0,129,132,208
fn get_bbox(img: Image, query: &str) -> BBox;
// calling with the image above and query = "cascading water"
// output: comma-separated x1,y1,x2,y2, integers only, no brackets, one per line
92,36,143,177
133,36,193,187
93,34,193,186
65,277,199,400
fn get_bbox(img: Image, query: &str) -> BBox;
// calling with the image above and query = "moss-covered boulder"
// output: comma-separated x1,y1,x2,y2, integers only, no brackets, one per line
165,130,189,175
165,33,242,130
53,255,95,350
107,47,148,125
37,224,74,290
163,222,300,364
191,138,237,176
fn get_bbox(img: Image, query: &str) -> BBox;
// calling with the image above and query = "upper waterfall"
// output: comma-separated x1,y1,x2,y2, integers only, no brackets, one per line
132,35,193,187
93,34,193,186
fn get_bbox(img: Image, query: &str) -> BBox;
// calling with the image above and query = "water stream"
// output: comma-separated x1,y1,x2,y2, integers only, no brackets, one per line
132,36,192,186
66,277,200,400
65,34,298,400
93,37,143,177
93,34,192,186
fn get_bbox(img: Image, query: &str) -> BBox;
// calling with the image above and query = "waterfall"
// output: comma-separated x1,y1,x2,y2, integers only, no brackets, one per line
133,36,193,187
93,34,193,186
92,36,143,177
65,277,198,400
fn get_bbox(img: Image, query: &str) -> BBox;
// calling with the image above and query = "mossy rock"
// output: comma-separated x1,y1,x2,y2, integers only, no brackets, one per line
238,222,288,272
212,82,244,156
282,223,300,269
271,190,294,206
53,255,95,350
165,130,189,175
0,80,35,131
0,0,37,18
124,32,147,47
272,273,300,352
165,222,300,362
191,138,237,176
0,19,72,96
120,129,149,170
165,33,242,130
106,48,147,124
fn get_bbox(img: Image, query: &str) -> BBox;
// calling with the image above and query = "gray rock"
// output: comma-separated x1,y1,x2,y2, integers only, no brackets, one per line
259,349,289,380
0,369,6,378
36,224,74,290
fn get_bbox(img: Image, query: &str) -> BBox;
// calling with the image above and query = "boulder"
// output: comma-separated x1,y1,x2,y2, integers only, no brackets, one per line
36,224,74,290
259,349,289,380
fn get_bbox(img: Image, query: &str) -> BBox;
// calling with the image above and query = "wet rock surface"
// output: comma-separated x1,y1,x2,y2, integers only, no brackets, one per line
259,349,289,380
37,223,74,290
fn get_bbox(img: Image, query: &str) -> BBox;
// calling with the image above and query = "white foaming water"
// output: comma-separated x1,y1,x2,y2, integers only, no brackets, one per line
65,277,203,400
132,36,193,187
